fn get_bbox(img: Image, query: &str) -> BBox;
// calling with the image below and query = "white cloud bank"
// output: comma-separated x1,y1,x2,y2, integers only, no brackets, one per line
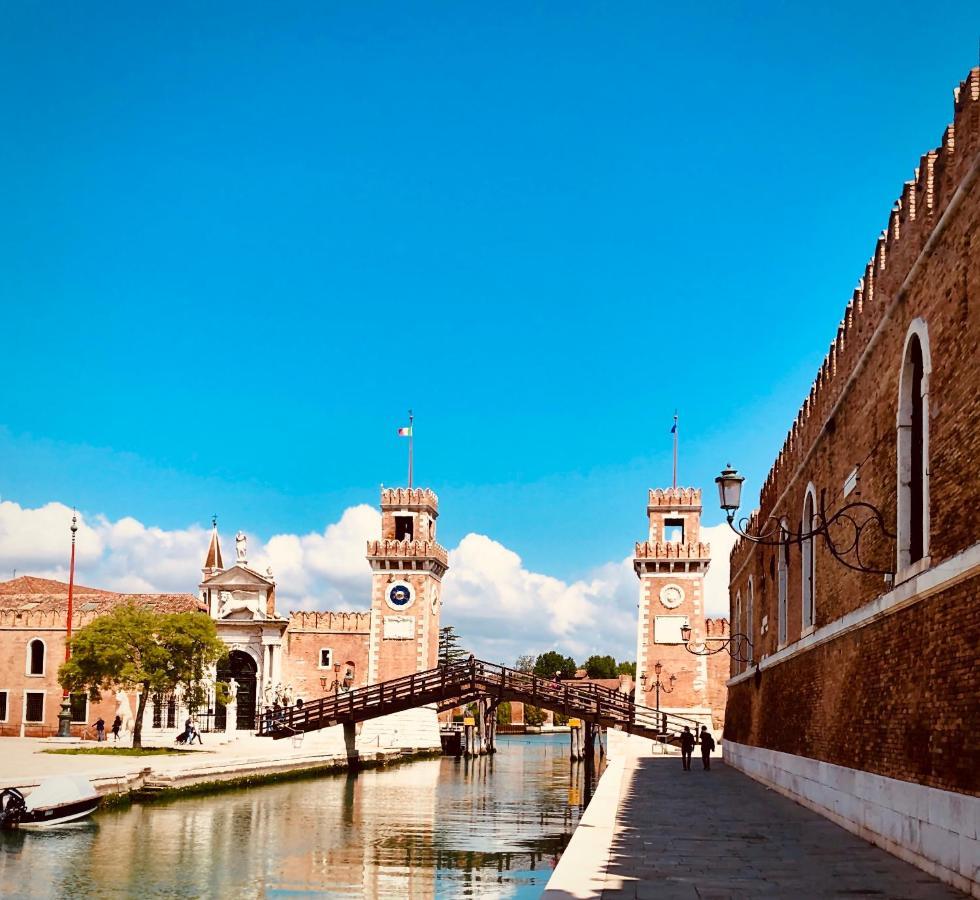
0,499,733,664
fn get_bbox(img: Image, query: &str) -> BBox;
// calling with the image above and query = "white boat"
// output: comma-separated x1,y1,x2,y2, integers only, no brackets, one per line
0,776,100,829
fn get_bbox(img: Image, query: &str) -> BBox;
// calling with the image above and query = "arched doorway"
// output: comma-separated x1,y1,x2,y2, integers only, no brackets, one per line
215,650,258,731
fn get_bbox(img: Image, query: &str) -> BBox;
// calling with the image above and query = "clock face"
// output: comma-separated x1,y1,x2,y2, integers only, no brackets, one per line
659,584,685,609
386,580,415,610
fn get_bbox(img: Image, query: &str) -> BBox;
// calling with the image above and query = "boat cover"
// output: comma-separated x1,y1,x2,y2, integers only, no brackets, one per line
25,776,98,812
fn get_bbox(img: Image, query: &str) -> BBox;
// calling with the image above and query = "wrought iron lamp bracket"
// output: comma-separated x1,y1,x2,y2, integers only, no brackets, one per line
682,632,755,665
726,496,895,576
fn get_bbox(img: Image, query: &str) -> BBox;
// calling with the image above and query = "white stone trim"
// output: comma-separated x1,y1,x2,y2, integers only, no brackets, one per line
25,637,47,677
728,540,980,687
897,317,932,574
724,740,979,897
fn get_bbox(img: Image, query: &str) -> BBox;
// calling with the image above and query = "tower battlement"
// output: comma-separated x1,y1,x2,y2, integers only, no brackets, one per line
648,487,702,509
381,487,439,512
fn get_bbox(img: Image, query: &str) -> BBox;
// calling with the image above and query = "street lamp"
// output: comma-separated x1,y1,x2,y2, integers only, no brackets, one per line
716,464,894,576
320,663,342,697
57,513,79,739
639,662,676,715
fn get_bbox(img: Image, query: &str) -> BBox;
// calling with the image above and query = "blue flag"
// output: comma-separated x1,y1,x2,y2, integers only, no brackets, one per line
670,422,677,434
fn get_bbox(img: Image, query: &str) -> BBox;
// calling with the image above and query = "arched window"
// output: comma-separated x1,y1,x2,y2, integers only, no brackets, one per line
746,575,754,649
801,485,816,630
734,590,743,673
897,320,931,572
28,639,45,676
777,520,789,647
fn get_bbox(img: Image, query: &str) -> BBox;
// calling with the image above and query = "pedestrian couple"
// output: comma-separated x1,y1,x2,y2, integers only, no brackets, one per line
92,716,123,742
680,725,715,770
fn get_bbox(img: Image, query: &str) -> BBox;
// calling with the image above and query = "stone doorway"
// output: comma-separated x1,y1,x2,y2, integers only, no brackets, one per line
216,649,258,731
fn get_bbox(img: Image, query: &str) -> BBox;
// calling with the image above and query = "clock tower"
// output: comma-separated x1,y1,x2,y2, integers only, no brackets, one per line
633,487,714,729
366,487,447,684
360,487,447,750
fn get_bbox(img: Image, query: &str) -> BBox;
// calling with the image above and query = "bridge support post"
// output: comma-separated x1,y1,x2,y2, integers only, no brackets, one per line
583,722,595,805
343,721,359,769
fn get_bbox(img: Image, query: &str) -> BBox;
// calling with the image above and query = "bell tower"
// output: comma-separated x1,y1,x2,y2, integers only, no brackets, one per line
366,487,448,684
633,487,714,728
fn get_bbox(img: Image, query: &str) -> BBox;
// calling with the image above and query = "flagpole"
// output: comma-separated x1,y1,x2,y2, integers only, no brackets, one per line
408,409,414,489
672,411,678,489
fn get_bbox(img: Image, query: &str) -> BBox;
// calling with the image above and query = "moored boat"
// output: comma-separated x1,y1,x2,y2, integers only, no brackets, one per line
0,776,100,829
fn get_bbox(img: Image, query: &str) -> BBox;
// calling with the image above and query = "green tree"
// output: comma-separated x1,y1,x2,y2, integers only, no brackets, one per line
495,701,512,726
533,650,576,680
616,660,637,679
514,654,536,673
438,625,469,667
524,705,546,727
58,603,227,748
583,655,618,679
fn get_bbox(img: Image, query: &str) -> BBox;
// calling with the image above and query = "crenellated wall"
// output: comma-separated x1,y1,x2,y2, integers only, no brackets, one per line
730,66,980,581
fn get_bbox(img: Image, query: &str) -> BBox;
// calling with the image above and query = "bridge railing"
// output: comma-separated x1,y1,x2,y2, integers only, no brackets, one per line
259,658,708,742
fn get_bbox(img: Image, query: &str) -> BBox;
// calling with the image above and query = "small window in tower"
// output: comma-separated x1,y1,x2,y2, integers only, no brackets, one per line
395,516,414,541
664,518,685,544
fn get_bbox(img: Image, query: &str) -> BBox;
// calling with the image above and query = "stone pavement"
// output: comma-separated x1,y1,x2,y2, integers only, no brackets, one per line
546,738,965,899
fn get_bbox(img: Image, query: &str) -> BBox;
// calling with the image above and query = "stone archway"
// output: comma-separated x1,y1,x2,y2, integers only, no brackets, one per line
216,649,258,731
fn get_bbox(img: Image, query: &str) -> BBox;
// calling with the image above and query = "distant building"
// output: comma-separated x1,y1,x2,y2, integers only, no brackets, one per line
0,577,202,736
725,67,980,897
0,485,446,750
633,486,728,732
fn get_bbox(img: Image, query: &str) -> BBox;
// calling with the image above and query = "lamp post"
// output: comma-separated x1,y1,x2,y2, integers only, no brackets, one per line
715,464,894,576
639,662,675,732
319,663,342,697
56,513,79,738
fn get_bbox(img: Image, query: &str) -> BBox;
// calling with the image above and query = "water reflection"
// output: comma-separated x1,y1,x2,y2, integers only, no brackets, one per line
0,734,591,898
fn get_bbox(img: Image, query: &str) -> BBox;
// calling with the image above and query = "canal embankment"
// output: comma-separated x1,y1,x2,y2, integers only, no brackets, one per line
0,735,436,804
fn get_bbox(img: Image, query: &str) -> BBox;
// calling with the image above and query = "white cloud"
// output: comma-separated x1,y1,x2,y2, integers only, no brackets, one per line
0,498,732,667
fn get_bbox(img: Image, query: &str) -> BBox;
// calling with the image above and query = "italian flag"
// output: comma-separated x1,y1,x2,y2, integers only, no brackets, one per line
398,426,413,437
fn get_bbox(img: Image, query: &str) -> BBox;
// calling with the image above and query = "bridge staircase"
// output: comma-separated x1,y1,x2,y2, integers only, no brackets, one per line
258,659,701,745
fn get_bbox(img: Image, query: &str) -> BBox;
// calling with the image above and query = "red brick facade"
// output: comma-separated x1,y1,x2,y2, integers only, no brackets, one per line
0,577,203,736
726,67,980,795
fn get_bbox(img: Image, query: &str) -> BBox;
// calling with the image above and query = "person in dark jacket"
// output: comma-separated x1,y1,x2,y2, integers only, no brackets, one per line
94,717,106,742
111,715,122,742
679,726,695,770
700,726,716,770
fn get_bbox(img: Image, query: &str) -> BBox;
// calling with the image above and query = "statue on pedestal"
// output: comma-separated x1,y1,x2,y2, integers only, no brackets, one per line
235,531,248,564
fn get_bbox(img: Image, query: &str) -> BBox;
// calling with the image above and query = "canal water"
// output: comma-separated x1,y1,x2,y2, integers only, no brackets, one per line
0,733,597,898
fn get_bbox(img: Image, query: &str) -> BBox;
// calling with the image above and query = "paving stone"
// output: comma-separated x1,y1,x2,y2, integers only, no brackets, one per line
600,757,965,899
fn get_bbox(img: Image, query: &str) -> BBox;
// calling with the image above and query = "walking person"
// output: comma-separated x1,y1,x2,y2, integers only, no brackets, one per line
680,725,695,770
189,716,203,745
699,725,716,770
94,717,106,742
111,715,122,743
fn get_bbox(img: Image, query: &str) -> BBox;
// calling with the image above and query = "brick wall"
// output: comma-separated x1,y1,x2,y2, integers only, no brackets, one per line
726,574,980,794
730,69,980,652
725,67,980,793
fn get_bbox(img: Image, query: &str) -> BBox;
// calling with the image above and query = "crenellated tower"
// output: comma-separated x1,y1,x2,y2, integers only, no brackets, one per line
633,487,715,728
366,487,448,684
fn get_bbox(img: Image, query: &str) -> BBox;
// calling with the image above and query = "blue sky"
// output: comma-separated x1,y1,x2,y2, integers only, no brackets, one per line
1,2,977,584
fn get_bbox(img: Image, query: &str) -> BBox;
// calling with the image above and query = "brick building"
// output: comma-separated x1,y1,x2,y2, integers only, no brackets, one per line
633,486,728,733
724,68,979,896
0,484,447,749
0,577,203,737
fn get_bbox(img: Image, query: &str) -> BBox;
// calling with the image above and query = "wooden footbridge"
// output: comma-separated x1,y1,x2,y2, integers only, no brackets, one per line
258,658,701,746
